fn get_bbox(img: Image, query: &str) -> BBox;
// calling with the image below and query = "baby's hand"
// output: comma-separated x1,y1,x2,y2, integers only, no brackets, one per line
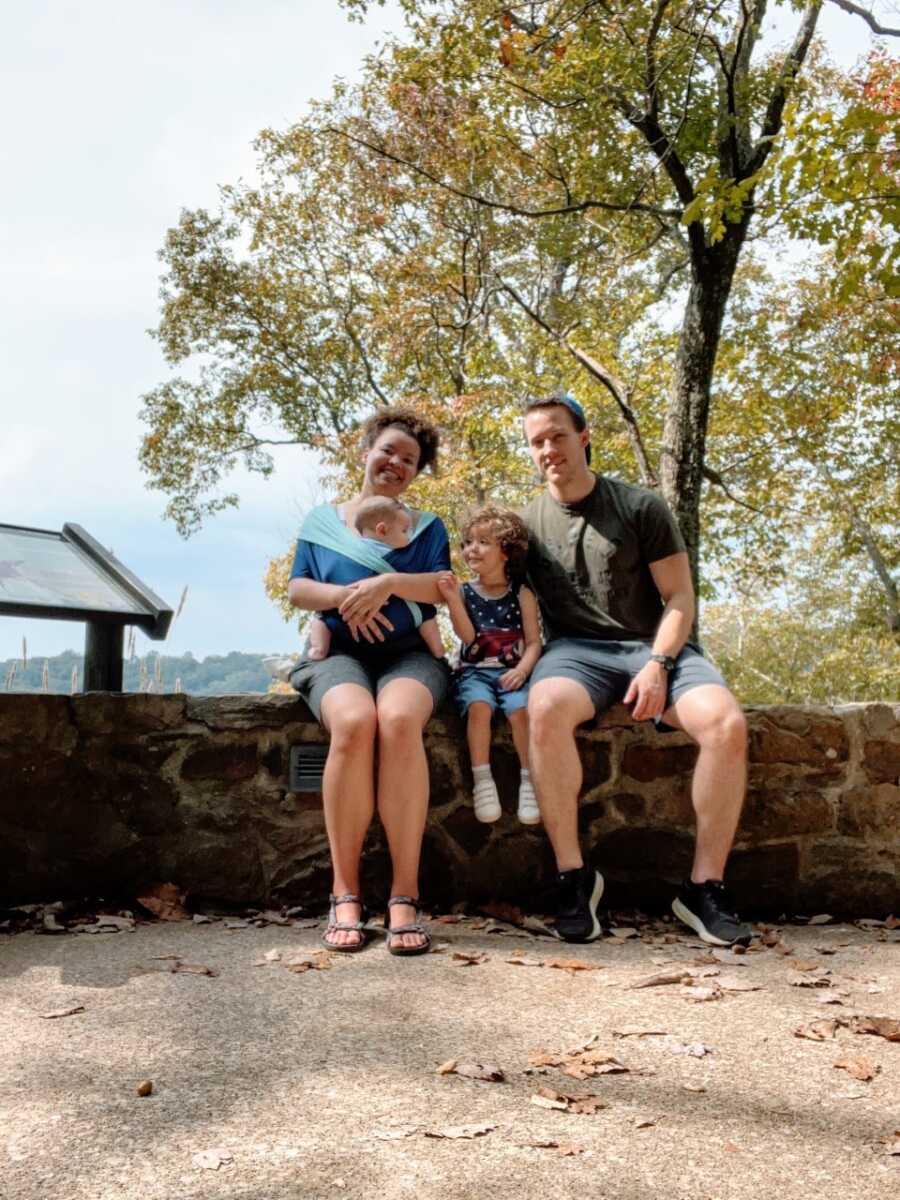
436,571,459,598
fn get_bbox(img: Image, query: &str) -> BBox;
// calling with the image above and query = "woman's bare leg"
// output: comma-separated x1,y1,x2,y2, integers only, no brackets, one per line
375,677,434,951
319,683,377,947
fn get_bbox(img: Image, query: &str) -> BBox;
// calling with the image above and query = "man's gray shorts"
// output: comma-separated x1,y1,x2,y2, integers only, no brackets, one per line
290,648,450,722
530,637,727,721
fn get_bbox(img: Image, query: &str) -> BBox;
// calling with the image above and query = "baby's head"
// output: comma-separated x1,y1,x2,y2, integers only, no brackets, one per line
459,505,529,582
354,497,413,549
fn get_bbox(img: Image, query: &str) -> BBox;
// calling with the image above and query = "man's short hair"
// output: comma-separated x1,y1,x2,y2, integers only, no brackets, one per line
523,392,591,461
354,496,406,535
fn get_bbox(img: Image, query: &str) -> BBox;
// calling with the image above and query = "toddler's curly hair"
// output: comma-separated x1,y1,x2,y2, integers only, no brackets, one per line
359,405,440,474
459,505,529,582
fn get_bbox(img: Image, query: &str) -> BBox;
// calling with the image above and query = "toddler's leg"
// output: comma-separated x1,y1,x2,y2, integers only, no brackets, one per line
306,617,331,661
508,706,540,826
466,701,500,822
418,617,445,659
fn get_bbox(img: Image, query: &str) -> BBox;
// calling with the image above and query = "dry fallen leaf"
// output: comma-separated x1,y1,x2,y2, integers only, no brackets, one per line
789,959,821,973
546,958,602,974
373,1126,421,1140
137,883,188,922
437,1059,505,1082
481,901,525,926
516,1139,586,1156
683,1083,707,1093
505,955,545,968
39,1004,84,1020
794,1020,840,1041
532,1087,606,1114
851,1016,900,1043
788,970,832,988
680,984,722,1002
192,1149,233,1170
609,926,638,940
883,1131,900,1156
672,1043,713,1057
173,962,219,977
136,1080,153,1097
634,1116,657,1130
717,975,763,993
254,948,282,966
562,1052,628,1080
627,970,691,990
284,950,332,973
808,914,833,926
424,1123,496,1139
613,1026,666,1039
451,951,489,966
834,1054,880,1082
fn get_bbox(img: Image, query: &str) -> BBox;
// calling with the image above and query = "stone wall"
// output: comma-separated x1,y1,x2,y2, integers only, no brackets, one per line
1,695,897,915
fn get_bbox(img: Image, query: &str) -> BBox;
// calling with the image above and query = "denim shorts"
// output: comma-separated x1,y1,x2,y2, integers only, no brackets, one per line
453,666,529,717
290,646,450,721
530,637,726,720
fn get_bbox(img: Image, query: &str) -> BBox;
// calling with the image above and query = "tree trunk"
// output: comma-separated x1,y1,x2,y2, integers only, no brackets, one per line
659,228,747,591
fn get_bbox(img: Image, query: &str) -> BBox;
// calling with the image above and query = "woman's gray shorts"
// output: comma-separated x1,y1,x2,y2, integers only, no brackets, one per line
530,637,727,721
290,647,451,722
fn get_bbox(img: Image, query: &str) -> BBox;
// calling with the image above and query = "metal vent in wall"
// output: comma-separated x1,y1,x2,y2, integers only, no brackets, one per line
289,744,329,792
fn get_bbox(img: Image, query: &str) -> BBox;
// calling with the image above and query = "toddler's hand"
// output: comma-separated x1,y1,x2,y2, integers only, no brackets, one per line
436,571,459,598
499,667,527,692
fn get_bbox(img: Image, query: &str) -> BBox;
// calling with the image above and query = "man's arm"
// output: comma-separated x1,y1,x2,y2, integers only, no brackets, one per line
624,551,695,721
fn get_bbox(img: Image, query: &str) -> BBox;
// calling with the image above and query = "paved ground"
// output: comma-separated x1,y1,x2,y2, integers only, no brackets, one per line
1,911,898,1200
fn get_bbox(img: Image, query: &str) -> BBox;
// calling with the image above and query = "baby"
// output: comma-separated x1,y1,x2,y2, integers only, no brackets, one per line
437,505,542,824
306,496,445,660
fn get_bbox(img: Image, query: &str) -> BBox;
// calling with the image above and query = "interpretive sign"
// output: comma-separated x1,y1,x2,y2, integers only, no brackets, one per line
0,522,172,690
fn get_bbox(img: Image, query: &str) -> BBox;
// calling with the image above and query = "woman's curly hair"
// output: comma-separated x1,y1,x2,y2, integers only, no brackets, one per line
459,505,529,582
359,406,440,474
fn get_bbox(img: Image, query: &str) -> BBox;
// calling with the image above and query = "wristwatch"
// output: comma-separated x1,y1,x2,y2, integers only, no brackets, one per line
649,653,676,671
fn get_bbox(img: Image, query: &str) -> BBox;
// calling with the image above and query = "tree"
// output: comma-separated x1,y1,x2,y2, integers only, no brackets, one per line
140,4,897,600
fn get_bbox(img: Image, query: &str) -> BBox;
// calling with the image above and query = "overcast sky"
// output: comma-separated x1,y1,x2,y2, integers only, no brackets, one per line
0,1,880,662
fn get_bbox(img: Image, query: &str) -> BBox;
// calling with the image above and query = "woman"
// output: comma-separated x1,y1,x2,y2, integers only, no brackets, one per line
287,407,450,956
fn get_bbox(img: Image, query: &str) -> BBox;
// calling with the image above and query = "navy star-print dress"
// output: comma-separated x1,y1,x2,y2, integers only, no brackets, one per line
459,581,525,669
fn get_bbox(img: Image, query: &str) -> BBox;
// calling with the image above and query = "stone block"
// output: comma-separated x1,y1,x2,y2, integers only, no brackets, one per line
747,709,848,770
726,842,800,916
838,783,900,837
862,739,900,785
185,693,311,730
181,744,259,783
800,840,900,914
740,779,835,839
71,693,186,736
621,742,698,783
0,693,75,749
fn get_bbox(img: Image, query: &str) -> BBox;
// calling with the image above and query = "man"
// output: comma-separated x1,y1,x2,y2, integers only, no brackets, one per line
521,394,751,946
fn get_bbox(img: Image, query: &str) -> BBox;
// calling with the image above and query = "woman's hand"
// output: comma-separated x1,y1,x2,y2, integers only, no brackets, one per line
339,575,395,639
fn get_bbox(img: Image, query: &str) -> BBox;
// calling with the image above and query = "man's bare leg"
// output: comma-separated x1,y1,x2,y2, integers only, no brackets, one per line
527,678,596,870
662,684,748,880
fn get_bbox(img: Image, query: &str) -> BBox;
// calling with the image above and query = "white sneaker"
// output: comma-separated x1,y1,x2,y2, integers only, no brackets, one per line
263,655,299,683
472,776,501,823
517,775,541,825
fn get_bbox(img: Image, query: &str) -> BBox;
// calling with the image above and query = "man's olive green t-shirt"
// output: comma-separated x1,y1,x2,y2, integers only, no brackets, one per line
522,475,686,642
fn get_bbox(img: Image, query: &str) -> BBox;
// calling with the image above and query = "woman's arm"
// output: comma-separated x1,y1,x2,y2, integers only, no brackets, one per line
436,573,477,645
287,577,350,613
499,586,542,691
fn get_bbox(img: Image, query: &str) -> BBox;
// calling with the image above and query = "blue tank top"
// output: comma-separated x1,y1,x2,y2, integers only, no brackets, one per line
459,581,525,669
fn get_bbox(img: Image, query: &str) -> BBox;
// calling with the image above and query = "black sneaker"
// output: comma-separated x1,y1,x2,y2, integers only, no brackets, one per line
672,879,752,946
552,865,604,942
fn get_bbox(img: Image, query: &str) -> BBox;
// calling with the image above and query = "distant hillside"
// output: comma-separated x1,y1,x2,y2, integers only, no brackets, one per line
1,650,274,695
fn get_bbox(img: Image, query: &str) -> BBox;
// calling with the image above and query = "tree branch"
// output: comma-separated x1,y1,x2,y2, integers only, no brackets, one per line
826,0,900,36
326,126,680,219
497,274,658,488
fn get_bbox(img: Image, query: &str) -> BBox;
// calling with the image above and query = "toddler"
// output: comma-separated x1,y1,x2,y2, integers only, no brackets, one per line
437,505,542,824
306,496,445,660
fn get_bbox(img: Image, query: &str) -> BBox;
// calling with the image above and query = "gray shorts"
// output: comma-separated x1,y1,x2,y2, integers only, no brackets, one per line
290,646,451,722
530,637,727,722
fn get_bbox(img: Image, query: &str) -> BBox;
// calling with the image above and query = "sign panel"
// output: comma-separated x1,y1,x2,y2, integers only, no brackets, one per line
0,528,144,615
